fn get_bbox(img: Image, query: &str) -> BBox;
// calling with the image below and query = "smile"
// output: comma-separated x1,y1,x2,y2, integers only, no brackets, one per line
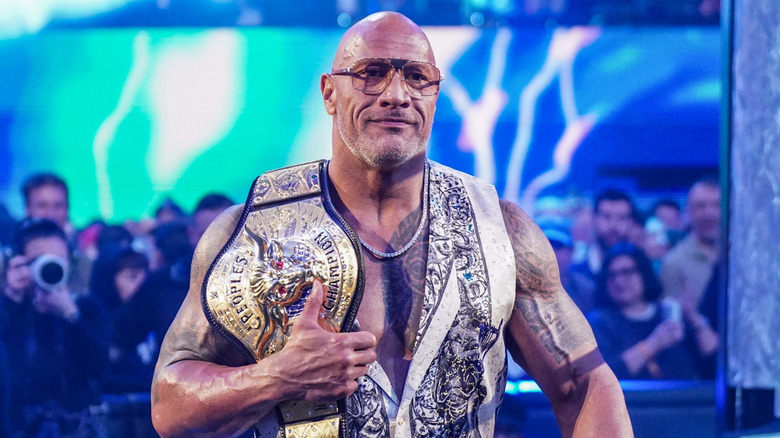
370,118,413,128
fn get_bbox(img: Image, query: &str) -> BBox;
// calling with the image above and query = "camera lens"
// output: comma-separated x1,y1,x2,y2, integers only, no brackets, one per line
40,260,65,285
30,254,69,291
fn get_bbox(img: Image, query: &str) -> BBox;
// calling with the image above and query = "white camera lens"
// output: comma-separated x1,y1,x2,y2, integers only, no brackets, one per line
30,254,69,291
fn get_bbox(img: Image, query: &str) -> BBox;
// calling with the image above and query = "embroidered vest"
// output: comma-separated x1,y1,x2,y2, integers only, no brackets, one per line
255,162,516,438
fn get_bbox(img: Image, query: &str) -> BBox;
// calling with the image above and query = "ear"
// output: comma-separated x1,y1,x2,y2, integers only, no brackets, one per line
320,73,336,115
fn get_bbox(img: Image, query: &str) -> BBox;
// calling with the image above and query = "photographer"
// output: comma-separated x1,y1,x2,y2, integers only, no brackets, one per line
0,218,109,437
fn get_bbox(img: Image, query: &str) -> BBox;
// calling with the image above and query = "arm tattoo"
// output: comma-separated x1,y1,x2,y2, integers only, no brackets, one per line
501,201,591,363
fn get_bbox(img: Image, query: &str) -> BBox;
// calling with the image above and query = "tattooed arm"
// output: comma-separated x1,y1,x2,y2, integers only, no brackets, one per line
151,205,377,438
500,200,633,438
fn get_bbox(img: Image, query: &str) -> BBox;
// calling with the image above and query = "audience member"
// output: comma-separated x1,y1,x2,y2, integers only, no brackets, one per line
575,188,635,272
651,198,686,246
659,178,721,325
587,242,697,380
652,198,685,233
0,218,109,437
21,172,92,294
570,188,636,309
693,262,721,379
76,221,105,261
642,216,671,272
567,195,594,265
155,197,186,224
188,192,234,247
22,173,72,237
99,248,154,394
111,221,193,385
538,216,596,314
89,224,135,304
627,205,647,247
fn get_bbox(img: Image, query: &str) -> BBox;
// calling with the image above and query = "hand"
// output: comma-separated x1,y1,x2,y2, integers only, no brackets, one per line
271,281,377,402
33,284,80,321
694,324,719,356
646,319,684,354
3,255,32,303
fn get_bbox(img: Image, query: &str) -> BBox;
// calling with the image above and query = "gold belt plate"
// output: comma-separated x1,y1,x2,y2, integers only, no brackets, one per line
203,161,361,361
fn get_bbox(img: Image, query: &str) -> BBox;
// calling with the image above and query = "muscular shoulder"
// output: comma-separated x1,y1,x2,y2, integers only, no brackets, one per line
190,204,244,289
499,200,560,296
155,204,249,367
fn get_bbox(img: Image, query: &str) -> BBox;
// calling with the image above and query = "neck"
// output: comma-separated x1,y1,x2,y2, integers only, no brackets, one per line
326,154,427,249
328,153,426,216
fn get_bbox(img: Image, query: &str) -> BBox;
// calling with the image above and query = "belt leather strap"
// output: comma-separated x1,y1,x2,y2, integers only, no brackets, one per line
202,160,364,437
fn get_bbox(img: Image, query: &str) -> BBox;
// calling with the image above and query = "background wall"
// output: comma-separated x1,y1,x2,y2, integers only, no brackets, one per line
728,0,780,420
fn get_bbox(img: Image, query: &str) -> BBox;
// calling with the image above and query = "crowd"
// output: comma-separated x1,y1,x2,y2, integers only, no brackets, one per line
0,170,720,437
0,172,233,437
530,179,721,381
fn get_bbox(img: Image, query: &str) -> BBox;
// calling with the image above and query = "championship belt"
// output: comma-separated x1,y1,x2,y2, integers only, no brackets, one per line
202,160,364,438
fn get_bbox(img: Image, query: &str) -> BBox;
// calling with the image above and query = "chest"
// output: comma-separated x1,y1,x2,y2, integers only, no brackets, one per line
356,237,428,351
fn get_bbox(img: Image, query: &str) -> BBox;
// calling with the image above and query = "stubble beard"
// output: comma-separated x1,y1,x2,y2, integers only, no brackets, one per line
338,117,427,169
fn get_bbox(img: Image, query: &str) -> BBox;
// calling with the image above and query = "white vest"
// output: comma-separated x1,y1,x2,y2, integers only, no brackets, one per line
255,162,516,438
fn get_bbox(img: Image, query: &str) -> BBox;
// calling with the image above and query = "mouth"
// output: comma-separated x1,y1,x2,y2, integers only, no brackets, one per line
369,117,414,129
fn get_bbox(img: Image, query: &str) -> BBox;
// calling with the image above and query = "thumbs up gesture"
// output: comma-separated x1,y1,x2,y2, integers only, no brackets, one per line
269,281,377,402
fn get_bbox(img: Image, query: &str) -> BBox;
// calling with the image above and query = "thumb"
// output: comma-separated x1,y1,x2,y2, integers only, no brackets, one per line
295,280,324,328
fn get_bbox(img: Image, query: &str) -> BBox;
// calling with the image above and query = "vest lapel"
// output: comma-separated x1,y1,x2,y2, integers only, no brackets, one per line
399,163,464,407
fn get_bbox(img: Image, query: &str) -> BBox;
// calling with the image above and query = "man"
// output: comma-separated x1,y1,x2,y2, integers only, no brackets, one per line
659,178,720,359
22,173,72,236
660,178,720,310
572,189,635,274
570,188,635,314
151,12,632,437
1,218,109,436
590,189,635,268
21,172,93,294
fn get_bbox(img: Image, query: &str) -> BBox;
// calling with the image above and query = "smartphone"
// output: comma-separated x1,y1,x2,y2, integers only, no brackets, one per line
661,297,682,323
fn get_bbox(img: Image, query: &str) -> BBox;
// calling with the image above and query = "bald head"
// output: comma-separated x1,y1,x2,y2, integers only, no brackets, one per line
332,12,435,70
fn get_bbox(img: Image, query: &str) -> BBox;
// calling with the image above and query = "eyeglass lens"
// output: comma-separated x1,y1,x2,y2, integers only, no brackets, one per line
351,58,440,96
607,267,640,281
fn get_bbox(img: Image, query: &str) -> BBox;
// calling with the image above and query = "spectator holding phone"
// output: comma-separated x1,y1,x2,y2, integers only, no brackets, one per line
586,242,697,380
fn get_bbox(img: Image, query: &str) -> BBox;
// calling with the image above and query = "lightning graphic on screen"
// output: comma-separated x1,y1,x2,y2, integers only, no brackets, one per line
92,31,151,220
446,27,512,185
504,26,602,211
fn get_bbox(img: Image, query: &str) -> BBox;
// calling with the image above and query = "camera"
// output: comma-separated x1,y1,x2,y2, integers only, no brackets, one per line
29,254,69,292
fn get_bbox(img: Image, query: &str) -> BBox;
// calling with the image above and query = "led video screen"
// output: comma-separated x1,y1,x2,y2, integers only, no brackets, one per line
0,26,719,226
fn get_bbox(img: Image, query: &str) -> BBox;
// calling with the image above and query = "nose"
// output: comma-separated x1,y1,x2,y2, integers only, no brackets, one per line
378,69,411,108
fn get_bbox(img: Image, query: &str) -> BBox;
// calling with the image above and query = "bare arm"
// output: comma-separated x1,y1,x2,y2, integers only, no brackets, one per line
500,200,633,438
151,205,377,438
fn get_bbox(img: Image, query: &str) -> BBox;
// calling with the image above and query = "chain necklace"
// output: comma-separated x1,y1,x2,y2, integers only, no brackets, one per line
323,160,430,260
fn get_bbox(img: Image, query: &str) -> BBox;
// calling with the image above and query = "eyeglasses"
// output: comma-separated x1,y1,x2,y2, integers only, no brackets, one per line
606,266,640,282
331,58,443,98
